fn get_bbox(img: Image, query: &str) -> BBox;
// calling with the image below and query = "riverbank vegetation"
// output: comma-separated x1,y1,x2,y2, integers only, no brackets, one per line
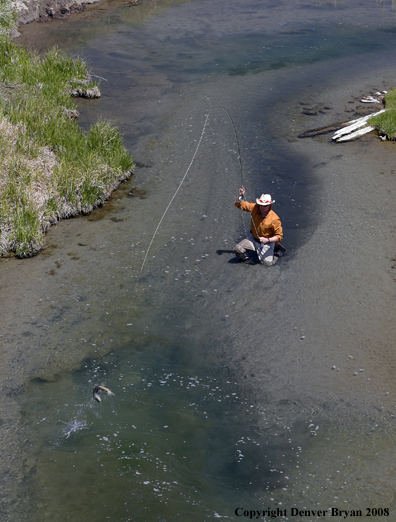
369,88,396,139
0,2,134,257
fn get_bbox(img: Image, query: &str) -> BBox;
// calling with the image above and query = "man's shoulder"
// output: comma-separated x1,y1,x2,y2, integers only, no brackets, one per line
241,200,256,210
268,209,281,221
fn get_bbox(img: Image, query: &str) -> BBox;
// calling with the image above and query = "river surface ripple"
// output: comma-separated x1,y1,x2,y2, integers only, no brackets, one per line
2,0,396,520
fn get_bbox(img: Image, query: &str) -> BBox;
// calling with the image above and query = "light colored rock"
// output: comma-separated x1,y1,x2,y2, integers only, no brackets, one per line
70,85,101,99
360,96,381,103
64,108,80,119
15,0,101,26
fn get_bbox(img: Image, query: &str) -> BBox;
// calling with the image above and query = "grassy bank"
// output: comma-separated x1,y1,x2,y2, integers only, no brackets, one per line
369,88,396,139
0,3,134,257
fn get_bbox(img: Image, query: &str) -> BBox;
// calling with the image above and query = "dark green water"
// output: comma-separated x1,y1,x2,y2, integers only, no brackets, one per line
4,0,396,520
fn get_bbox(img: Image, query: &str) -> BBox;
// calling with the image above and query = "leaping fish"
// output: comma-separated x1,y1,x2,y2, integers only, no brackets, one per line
93,385,115,402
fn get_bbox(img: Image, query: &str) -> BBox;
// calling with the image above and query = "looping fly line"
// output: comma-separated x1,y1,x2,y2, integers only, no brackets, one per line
134,106,253,289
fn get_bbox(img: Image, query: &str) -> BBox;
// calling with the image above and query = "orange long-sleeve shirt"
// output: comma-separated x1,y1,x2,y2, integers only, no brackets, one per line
235,200,283,242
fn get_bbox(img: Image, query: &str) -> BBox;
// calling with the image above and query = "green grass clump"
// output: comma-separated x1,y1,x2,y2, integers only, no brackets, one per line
0,125,47,256
0,33,134,257
383,88,396,110
0,0,17,36
369,88,396,138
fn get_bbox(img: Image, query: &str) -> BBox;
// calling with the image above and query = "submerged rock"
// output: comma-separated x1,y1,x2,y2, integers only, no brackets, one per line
128,188,147,199
302,109,318,116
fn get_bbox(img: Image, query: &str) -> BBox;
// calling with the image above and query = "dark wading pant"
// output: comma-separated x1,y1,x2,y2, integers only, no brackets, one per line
235,232,275,266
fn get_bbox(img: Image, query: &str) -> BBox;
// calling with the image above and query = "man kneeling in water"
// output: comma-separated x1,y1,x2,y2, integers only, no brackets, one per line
234,186,283,266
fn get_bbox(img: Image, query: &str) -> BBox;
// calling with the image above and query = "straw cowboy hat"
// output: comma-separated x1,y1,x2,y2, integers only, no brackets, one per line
256,194,275,206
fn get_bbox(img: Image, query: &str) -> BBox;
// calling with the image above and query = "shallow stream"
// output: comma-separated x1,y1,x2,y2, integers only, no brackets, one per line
2,0,396,520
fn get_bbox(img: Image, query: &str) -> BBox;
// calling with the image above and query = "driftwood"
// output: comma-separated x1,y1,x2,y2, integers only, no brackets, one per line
332,109,385,142
298,121,352,138
335,125,375,142
299,89,391,142
299,109,386,142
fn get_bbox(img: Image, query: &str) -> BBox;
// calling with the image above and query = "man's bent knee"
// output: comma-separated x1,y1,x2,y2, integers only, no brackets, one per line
235,245,249,260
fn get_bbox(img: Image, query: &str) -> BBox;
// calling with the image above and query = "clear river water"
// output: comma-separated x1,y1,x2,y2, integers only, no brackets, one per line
2,0,396,520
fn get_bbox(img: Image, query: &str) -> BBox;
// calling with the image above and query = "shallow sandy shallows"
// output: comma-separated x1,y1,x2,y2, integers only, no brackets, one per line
223,60,396,421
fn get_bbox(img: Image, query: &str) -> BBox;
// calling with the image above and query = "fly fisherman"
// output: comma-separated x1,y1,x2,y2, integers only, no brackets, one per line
234,186,283,266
